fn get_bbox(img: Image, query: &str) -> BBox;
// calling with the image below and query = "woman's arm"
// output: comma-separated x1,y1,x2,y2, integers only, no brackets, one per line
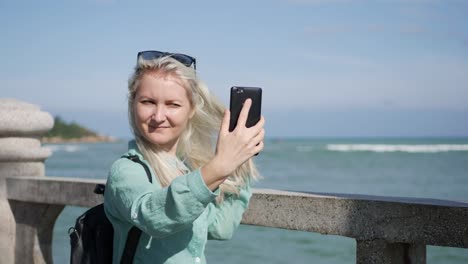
105,158,218,239
206,183,252,240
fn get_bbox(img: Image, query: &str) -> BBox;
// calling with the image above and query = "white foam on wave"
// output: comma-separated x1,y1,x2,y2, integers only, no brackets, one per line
45,145,85,153
326,144,468,153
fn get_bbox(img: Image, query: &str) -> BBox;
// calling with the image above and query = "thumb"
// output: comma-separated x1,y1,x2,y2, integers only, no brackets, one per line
219,109,231,135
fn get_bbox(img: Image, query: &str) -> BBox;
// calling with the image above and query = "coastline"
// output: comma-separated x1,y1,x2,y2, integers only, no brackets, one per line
41,135,119,144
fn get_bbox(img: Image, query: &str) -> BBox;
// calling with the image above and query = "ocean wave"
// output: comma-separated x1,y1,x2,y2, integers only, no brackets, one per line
296,146,315,152
45,145,85,153
326,144,468,153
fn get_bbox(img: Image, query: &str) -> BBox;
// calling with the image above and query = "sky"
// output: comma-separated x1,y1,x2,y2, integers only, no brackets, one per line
1,0,468,138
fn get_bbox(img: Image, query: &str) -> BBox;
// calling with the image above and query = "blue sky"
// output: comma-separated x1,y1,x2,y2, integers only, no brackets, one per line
1,0,467,138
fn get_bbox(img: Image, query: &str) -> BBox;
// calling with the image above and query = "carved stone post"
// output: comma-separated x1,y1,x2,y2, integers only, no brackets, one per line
0,98,62,263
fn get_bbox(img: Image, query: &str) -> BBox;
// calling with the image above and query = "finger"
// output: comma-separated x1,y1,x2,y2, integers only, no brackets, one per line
252,140,264,155
251,128,265,146
249,115,265,134
219,109,230,135
236,98,252,129
245,128,264,154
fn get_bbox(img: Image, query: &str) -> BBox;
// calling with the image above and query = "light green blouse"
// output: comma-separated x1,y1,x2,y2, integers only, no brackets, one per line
104,141,252,264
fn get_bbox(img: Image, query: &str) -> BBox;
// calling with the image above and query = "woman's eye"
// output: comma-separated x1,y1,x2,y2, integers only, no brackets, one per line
141,100,154,105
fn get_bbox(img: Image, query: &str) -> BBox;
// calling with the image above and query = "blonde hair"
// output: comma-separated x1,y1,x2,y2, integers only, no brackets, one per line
128,55,260,202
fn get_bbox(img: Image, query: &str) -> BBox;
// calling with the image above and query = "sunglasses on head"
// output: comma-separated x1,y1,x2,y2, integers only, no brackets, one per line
137,50,197,70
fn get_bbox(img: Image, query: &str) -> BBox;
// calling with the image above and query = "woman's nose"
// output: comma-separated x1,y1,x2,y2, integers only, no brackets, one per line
152,106,167,122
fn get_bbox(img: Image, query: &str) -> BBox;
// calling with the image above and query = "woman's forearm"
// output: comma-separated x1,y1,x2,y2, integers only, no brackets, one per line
200,157,229,191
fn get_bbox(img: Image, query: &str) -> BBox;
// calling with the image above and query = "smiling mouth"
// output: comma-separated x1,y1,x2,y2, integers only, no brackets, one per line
149,125,170,130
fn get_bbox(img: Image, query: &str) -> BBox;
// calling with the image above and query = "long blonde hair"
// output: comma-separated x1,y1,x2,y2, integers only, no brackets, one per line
128,55,260,202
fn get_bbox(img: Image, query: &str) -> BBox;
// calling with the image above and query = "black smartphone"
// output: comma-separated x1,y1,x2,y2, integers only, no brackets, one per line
229,86,262,132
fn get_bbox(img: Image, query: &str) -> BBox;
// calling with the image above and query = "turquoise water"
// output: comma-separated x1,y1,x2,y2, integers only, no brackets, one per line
47,138,468,263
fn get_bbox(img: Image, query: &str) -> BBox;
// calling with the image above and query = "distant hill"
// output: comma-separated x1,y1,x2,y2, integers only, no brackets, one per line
42,116,117,143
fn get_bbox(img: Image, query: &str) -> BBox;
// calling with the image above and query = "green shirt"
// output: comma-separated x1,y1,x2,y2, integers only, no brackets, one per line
104,141,252,264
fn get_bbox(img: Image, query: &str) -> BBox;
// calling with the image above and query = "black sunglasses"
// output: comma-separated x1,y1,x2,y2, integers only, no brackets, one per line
137,50,197,70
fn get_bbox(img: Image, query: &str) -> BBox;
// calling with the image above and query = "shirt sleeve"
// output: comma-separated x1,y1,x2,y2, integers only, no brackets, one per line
105,158,218,239
206,182,252,240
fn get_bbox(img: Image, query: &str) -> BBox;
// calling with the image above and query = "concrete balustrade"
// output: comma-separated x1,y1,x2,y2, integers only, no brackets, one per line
1,98,468,264
5,176,468,264
0,98,57,264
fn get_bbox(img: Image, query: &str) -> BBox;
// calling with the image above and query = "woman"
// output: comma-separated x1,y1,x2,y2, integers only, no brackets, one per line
104,50,265,264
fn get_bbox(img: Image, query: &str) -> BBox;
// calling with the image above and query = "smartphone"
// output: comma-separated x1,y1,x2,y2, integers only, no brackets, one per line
229,86,262,132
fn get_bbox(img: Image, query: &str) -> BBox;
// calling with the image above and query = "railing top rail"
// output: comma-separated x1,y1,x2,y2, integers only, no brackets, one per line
255,188,468,208
7,176,468,208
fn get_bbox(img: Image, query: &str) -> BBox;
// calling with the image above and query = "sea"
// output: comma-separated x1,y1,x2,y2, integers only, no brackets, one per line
46,137,468,264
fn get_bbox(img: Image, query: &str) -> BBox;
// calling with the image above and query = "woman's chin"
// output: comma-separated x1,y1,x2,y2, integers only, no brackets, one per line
145,135,177,151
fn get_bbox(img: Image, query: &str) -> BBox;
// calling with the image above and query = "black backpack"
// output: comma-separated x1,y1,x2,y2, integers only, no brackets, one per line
68,155,152,264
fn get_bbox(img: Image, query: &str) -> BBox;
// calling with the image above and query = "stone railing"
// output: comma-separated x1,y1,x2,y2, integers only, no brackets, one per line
5,176,468,264
1,99,468,264
0,98,54,264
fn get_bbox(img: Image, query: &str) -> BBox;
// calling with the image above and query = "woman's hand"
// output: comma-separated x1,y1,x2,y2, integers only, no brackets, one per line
201,99,265,190
214,98,265,175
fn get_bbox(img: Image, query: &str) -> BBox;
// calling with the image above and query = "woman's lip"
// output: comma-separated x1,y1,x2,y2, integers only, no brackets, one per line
149,125,169,129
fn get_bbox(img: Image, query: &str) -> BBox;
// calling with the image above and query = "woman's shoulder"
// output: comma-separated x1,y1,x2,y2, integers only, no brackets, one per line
108,153,148,183
110,156,135,173
109,140,144,172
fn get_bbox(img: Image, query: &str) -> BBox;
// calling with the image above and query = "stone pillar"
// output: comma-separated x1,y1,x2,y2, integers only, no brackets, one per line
0,98,55,263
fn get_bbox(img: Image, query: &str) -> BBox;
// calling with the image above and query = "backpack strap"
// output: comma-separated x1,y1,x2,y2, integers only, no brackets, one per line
120,154,153,264
120,226,142,264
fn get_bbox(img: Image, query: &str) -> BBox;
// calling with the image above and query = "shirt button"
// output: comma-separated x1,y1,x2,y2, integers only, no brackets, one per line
131,212,138,220
195,257,201,263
